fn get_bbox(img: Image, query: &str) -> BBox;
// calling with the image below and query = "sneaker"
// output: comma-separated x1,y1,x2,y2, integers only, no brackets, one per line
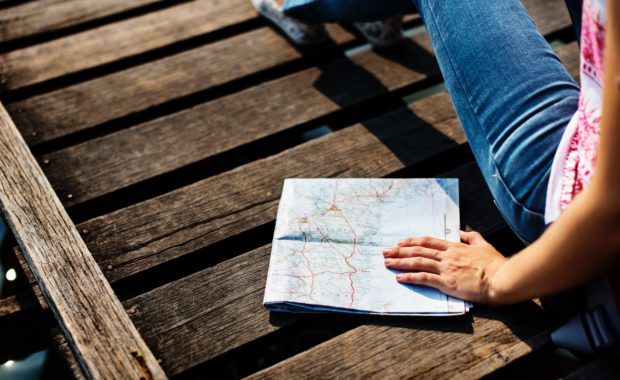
353,15,403,47
251,0,329,46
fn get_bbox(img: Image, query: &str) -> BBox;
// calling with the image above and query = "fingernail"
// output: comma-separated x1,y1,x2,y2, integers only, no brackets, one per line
397,239,406,246
384,259,392,266
382,248,390,257
396,274,405,281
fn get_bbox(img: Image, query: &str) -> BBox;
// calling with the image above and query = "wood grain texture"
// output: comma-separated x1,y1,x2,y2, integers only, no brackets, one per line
78,91,464,283
0,0,256,91
40,32,435,205
75,39,579,283
0,103,166,379
7,23,359,146
0,292,36,317
123,161,506,375
9,26,303,145
5,22,362,147
6,0,565,145
0,0,567,92
0,0,166,43
42,39,579,207
248,302,550,379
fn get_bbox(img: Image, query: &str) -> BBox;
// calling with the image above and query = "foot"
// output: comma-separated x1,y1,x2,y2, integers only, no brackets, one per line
251,0,329,46
353,15,403,48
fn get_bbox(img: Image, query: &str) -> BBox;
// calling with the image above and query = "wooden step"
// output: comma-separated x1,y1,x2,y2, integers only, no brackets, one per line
0,0,169,44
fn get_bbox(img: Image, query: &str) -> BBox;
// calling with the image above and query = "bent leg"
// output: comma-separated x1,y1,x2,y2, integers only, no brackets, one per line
410,0,580,242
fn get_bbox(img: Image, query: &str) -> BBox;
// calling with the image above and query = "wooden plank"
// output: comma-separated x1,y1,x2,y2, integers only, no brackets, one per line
0,292,36,316
0,0,257,91
75,39,579,283
248,302,550,379
40,32,436,205
39,34,578,212
7,0,566,146
77,91,464,283
244,42,583,380
0,103,166,379
5,25,365,148
8,26,304,145
0,0,167,43
6,24,362,147
565,356,620,380
123,160,506,375
0,0,567,93
42,39,578,207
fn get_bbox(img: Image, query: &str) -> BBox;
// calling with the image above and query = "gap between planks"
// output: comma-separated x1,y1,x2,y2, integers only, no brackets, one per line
7,37,576,380
0,0,181,47
38,29,436,206
24,14,573,213
4,19,389,147
4,0,563,146
13,3,571,213
73,41,579,285
0,0,256,92
20,159,516,377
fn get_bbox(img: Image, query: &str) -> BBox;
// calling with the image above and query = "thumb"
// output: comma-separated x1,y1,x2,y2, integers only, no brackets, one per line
459,230,488,246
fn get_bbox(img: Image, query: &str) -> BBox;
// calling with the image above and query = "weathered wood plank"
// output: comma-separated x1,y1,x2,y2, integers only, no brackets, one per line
248,302,550,379
42,39,578,207
0,292,36,317
6,0,566,146
40,32,436,205
6,24,374,150
245,41,582,380
0,103,166,379
0,0,257,91
0,0,167,43
123,160,506,375
75,39,579,283
6,24,363,146
78,91,464,283
0,0,567,93
8,26,300,145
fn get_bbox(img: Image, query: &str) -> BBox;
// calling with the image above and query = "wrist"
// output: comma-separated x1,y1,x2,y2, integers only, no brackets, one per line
486,257,511,306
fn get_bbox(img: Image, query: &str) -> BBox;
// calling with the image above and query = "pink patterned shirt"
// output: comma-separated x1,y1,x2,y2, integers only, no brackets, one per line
545,0,606,223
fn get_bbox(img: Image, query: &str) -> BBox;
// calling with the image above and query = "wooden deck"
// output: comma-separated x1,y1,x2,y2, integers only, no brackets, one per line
0,0,591,378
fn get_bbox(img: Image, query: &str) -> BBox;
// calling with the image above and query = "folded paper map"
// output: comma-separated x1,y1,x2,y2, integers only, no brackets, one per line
263,178,470,316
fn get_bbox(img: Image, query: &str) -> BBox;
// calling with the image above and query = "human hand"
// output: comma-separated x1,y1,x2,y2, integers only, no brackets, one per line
383,230,507,305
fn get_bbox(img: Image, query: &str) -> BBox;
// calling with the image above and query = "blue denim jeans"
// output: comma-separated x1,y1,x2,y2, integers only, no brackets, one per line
284,0,581,243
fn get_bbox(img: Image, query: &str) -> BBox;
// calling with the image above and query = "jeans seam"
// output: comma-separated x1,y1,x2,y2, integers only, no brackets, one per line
491,164,546,218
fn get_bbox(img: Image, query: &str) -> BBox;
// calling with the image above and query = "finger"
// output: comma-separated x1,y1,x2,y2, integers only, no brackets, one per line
383,246,441,260
395,272,445,289
384,257,441,273
397,236,449,251
459,230,487,246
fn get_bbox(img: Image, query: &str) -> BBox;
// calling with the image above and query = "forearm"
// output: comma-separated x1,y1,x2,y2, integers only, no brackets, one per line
490,187,620,304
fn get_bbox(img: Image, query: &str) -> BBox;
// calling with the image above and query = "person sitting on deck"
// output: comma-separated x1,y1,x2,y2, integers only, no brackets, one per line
252,0,620,315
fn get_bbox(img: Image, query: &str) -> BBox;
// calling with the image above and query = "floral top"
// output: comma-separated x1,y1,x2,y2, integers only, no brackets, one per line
545,0,606,223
